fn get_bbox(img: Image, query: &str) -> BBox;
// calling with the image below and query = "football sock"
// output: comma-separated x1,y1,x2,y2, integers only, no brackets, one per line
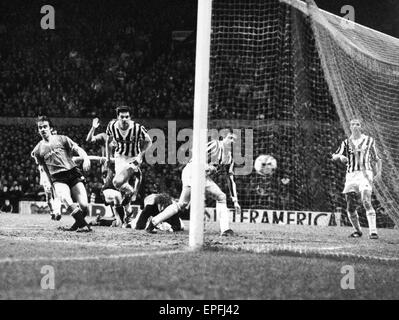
52,198,62,216
366,209,377,234
66,203,79,216
216,201,230,234
115,205,125,222
67,204,85,227
348,210,362,233
81,206,90,218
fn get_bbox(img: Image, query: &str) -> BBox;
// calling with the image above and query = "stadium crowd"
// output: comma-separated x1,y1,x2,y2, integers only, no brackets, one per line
0,0,195,119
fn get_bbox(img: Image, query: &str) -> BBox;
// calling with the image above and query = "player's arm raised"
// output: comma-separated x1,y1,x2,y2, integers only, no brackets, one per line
86,118,100,142
105,121,114,167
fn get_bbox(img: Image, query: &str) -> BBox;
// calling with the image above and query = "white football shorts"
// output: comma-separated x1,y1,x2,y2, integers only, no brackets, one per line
182,162,214,188
114,156,140,176
343,170,373,194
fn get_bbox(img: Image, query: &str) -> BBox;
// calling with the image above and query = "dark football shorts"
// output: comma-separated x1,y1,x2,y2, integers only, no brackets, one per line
52,167,86,188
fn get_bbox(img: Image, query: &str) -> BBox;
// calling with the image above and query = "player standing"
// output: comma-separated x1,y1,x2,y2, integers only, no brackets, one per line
31,116,92,231
332,119,382,239
105,106,152,214
145,132,241,236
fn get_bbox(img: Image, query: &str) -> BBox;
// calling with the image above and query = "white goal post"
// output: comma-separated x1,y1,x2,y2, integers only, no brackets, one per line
189,0,213,249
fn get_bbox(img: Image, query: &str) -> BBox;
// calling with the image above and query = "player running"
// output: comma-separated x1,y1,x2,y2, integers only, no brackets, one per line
145,132,241,236
31,116,92,231
332,119,382,239
85,117,126,227
105,106,152,215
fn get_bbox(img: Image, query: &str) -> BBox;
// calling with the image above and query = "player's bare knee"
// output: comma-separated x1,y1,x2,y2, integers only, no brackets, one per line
113,177,123,189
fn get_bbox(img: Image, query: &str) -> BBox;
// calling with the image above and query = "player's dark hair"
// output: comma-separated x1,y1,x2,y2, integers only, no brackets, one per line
36,115,54,128
156,193,173,208
116,105,130,116
218,128,235,140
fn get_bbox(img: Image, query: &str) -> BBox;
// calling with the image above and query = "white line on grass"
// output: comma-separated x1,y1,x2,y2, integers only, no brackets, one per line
0,235,137,248
0,249,188,264
224,244,399,263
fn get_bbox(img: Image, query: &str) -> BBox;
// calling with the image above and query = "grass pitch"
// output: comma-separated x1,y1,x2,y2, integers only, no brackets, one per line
0,213,398,300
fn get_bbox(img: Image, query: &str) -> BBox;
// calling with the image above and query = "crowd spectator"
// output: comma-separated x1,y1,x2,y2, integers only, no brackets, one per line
0,0,196,119
0,199,13,213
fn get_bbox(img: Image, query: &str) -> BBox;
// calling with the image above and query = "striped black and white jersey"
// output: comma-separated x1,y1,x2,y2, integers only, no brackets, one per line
106,119,148,159
333,134,380,173
187,139,238,201
206,139,234,175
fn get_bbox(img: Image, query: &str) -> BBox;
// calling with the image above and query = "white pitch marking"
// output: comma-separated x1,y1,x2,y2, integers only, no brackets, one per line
0,235,134,248
0,249,188,264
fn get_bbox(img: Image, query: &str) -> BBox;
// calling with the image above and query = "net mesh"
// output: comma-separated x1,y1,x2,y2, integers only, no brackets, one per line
207,0,397,228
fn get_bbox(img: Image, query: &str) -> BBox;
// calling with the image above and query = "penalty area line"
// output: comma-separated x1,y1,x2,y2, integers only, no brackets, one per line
0,249,188,264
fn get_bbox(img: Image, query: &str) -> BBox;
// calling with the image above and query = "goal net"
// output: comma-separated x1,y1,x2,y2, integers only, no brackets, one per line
199,0,399,232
